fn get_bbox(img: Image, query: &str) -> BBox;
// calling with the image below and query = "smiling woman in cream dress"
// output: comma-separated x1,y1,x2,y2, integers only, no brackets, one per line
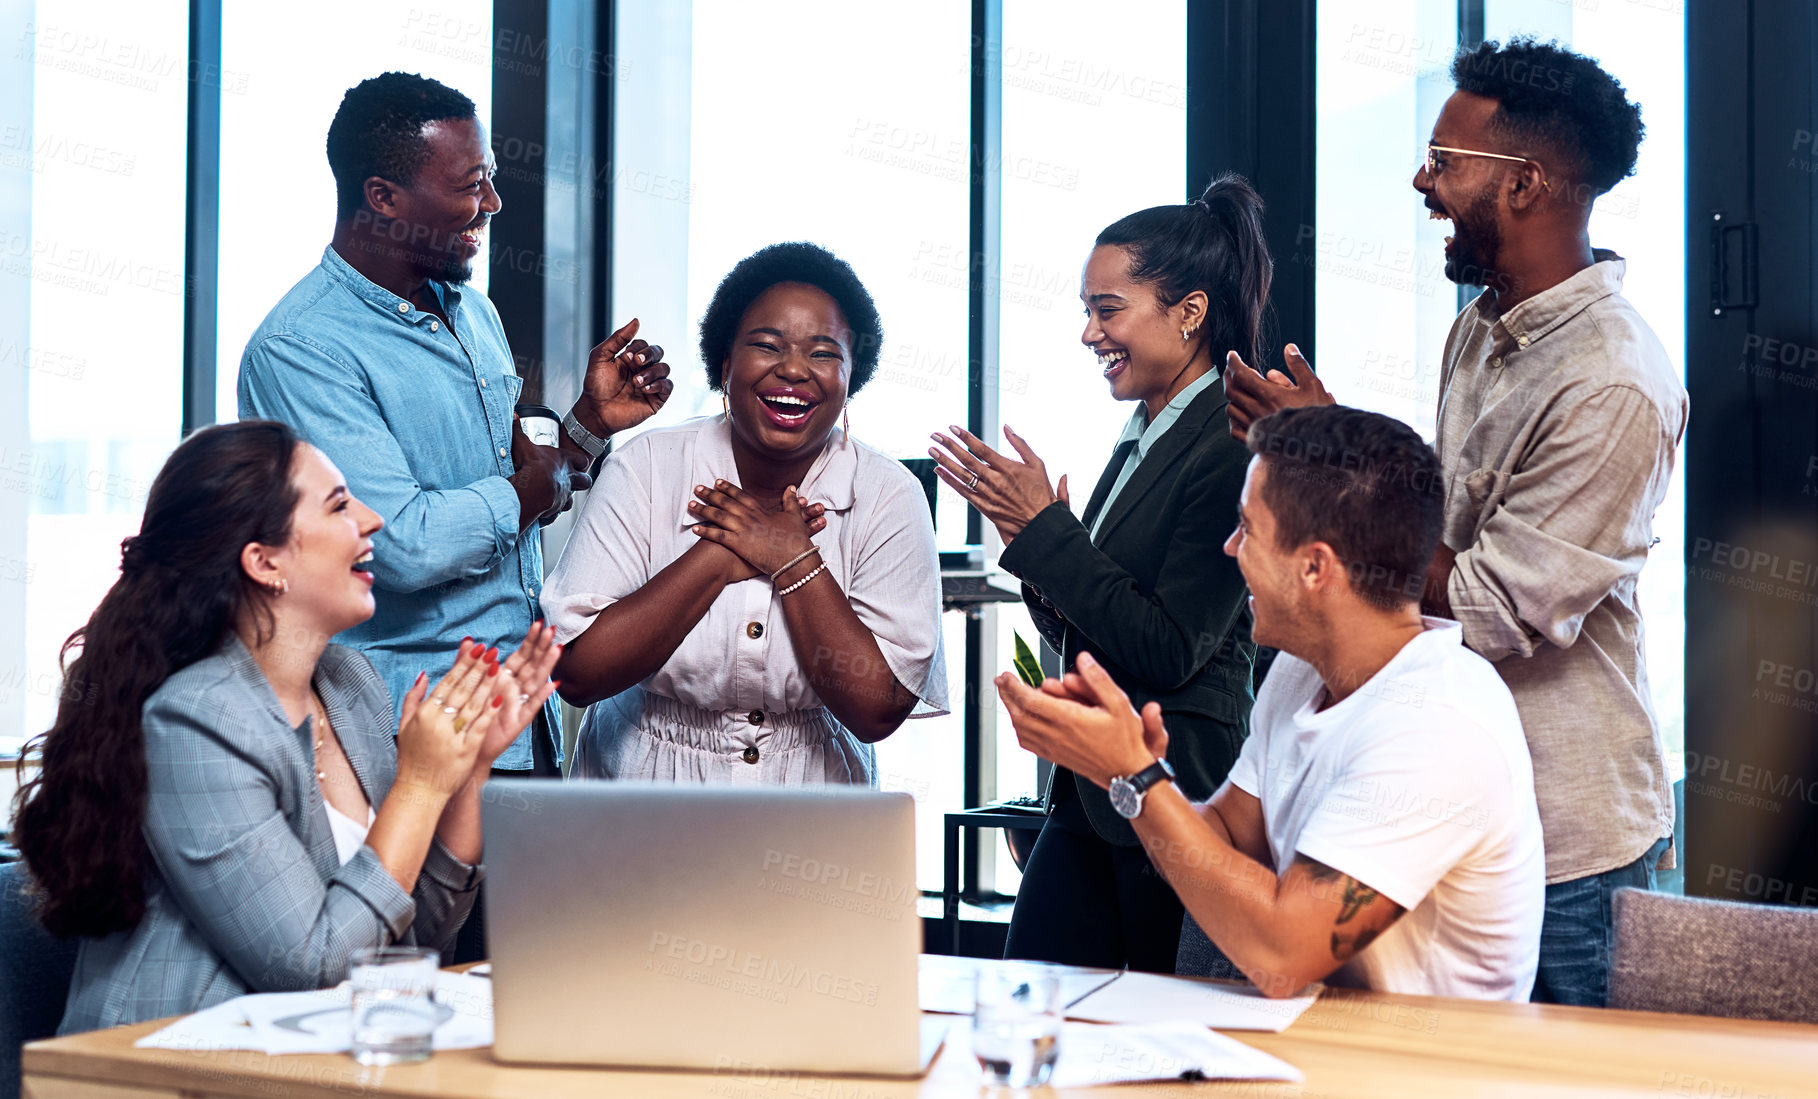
544,243,947,783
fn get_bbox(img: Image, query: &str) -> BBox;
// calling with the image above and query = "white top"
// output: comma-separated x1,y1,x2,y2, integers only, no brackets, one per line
1225,618,1545,1001
323,799,375,866
542,415,949,784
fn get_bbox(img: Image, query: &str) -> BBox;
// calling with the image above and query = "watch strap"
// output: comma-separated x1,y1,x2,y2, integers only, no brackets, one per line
1126,757,1176,796
562,409,609,461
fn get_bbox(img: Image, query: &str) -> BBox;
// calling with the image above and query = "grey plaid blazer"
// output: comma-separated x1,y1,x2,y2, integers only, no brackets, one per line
59,635,482,1033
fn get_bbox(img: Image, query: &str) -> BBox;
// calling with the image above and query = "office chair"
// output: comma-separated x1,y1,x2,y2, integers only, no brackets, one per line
1,861,78,1099
1174,913,1246,981
1610,886,1818,1023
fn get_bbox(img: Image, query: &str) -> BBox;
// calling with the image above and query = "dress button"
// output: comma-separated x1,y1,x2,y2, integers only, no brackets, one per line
430,320,440,332
742,746,760,764
1516,335,1530,348
480,377,487,387
499,445,508,458
397,302,410,313
748,709,765,726
746,621,764,640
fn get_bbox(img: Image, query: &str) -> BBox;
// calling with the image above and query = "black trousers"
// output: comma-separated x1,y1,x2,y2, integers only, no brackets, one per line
1002,784,1184,973
449,712,562,964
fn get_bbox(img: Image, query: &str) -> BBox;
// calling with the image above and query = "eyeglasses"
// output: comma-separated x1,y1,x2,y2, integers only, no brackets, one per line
1425,143,1552,192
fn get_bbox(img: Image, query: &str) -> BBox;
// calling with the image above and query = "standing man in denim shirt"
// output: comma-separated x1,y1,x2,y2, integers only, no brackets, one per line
240,72,672,777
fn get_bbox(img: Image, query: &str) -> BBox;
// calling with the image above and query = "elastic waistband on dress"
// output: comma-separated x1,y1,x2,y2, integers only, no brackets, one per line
628,690,843,751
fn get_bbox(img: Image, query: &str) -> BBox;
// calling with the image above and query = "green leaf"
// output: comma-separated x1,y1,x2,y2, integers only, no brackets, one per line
1012,631,1045,688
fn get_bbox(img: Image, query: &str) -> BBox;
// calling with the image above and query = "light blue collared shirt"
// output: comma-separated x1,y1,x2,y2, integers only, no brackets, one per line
1089,368,1224,541
238,246,557,770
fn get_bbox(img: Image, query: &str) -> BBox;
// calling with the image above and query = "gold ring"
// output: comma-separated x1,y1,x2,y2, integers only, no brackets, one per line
452,716,468,733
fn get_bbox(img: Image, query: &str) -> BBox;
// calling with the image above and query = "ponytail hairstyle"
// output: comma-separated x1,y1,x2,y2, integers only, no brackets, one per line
12,421,304,938
1094,172,1274,371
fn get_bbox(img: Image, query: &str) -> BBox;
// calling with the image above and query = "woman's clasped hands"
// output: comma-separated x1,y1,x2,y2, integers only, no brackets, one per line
393,623,562,797
689,480,828,583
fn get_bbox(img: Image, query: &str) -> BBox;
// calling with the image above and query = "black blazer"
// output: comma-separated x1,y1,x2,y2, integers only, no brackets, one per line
998,374,1255,846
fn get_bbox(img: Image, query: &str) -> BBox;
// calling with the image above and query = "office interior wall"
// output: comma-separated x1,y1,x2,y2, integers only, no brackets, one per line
1686,0,1818,908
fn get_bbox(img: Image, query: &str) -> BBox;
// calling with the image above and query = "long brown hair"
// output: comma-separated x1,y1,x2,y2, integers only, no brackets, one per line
12,421,303,938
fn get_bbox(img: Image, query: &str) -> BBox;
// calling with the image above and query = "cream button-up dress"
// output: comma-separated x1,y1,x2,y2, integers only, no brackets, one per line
541,415,949,784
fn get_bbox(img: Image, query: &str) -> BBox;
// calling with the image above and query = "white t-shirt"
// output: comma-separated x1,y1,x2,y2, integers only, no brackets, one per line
1225,618,1544,1000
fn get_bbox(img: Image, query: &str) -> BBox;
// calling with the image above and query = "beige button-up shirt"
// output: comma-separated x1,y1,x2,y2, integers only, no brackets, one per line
1436,251,1687,884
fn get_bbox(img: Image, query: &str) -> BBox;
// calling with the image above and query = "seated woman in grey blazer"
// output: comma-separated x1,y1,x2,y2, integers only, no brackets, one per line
11,420,560,1032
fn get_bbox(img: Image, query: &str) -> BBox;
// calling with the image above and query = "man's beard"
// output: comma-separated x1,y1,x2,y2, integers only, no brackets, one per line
431,248,476,285
1443,186,1503,290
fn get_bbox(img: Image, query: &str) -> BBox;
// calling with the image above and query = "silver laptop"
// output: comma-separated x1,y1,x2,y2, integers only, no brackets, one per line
482,782,935,1075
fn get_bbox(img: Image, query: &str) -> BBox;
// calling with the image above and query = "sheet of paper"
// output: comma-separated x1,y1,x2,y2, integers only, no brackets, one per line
136,971,494,1055
917,954,1121,1015
1066,971,1320,1032
1048,1022,1303,1087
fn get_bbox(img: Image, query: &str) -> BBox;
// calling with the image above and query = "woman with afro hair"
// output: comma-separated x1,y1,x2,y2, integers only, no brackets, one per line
543,243,948,783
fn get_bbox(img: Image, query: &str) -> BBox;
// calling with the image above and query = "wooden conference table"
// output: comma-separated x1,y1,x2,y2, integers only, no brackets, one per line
22,962,1818,1099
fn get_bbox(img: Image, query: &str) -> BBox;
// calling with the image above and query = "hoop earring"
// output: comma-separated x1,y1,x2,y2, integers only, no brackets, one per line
267,578,288,595
843,406,850,438
722,394,732,423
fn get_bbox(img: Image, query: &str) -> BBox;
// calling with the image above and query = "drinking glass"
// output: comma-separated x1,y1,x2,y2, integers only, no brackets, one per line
349,946,439,1066
972,965,1062,1087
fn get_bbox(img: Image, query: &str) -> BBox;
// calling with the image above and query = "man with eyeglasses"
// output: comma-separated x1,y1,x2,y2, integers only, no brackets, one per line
1224,38,1687,1008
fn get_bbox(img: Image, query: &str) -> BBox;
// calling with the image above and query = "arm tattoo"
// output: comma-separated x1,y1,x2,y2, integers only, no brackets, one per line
1300,856,1345,883
1336,877,1380,925
1330,927,1381,963
1296,856,1387,962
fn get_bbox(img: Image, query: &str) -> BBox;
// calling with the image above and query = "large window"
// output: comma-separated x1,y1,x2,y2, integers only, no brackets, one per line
1313,0,1687,779
614,0,974,891
989,0,1185,892
614,0,1185,893
2,1,189,758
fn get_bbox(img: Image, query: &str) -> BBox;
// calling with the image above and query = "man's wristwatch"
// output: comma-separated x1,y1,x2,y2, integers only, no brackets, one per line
1109,758,1176,820
562,408,609,461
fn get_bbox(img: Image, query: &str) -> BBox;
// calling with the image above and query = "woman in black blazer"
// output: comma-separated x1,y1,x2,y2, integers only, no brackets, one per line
930,174,1271,972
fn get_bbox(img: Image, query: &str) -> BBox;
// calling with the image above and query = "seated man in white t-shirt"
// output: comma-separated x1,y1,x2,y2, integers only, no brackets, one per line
996,405,1544,1000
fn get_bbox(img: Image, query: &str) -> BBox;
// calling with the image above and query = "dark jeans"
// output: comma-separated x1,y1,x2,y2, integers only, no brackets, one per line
449,712,562,964
1003,786,1184,973
1531,836,1671,1007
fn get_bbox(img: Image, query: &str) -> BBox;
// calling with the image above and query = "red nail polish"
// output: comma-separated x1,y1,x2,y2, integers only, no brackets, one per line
490,696,502,708
487,664,499,677
485,647,499,663
551,680,561,690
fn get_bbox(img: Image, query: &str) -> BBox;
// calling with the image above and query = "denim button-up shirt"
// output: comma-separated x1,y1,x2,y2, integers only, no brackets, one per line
239,245,556,769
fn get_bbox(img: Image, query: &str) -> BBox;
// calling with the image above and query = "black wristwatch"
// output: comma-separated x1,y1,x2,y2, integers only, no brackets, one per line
1108,758,1176,820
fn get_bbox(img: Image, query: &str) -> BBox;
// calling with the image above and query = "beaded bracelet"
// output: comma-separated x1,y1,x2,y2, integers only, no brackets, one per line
769,545,821,583
777,562,827,597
